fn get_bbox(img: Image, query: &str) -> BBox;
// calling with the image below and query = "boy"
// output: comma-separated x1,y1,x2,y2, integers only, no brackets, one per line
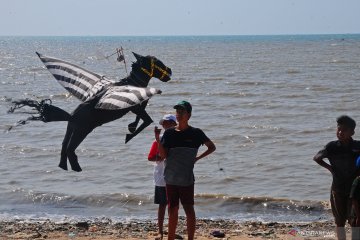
148,114,177,239
158,101,216,240
314,115,360,240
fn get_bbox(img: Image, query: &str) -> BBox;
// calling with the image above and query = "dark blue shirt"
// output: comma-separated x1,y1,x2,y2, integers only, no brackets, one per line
315,139,360,194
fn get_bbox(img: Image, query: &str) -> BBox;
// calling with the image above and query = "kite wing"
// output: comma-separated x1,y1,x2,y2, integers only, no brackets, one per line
36,52,115,102
95,86,161,110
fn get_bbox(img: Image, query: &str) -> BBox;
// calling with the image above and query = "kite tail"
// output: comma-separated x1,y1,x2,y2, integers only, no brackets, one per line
7,98,71,130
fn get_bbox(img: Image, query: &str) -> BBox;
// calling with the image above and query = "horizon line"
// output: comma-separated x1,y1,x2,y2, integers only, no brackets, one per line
0,33,359,38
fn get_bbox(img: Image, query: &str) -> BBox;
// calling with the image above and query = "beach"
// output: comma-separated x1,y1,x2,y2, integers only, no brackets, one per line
0,218,345,239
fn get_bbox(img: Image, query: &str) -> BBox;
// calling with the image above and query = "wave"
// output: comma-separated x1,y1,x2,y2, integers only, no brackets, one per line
6,188,149,208
330,59,357,64
0,189,331,223
286,69,301,74
196,193,329,212
4,189,330,210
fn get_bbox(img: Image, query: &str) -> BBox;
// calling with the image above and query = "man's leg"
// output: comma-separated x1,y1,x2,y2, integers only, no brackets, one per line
167,205,179,240
183,204,196,240
331,190,347,240
166,185,179,240
179,184,195,240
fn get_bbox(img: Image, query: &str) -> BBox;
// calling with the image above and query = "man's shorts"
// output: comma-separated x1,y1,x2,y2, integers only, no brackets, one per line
154,186,167,205
166,184,194,208
330,190,352,226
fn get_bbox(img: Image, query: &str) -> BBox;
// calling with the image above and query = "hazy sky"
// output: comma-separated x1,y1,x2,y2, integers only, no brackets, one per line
1,0,359,36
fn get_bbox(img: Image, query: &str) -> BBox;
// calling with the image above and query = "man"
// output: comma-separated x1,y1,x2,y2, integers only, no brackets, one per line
314,115,360,240
158,100,216,240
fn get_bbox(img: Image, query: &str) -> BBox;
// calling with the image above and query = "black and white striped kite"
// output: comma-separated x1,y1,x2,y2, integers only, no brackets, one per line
36,52,161,110
36,52,114,102
95,86,161,110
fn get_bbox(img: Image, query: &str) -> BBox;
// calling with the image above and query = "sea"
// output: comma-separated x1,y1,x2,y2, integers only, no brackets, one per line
1,34,360,224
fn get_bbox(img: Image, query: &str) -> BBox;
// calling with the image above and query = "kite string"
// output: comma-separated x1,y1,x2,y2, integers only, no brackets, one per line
96,46,128,79
98,47,156,87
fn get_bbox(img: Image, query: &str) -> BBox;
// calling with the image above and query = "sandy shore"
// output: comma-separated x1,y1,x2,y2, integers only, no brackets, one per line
0,217,351,239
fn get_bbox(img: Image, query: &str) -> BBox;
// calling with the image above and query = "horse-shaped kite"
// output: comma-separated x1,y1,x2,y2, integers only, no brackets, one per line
8,52,172,172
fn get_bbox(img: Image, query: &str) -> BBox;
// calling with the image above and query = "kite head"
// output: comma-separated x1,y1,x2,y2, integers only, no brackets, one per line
132,52,172,83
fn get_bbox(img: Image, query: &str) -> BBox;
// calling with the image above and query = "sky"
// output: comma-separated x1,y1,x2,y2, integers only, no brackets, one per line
0,0,359,36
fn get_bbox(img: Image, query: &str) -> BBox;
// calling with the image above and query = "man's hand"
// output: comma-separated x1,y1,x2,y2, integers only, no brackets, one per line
154,126,162,142
313,155,333,174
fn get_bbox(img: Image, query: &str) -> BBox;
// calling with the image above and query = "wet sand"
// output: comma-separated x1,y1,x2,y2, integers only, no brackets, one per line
0,217,350,239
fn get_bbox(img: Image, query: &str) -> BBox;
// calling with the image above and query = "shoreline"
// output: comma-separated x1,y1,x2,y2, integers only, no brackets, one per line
0,217,348,239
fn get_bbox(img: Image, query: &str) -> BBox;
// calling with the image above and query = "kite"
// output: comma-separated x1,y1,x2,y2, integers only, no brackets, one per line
8,52,172,172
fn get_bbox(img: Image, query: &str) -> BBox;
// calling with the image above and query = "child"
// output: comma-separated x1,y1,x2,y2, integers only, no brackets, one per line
350,176,360,227
314,115,360,240
148,114,177,240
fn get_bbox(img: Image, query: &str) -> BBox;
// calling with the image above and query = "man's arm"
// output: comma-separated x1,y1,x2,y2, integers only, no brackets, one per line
195,140,216,163
158,142,168,160
313,153,333,174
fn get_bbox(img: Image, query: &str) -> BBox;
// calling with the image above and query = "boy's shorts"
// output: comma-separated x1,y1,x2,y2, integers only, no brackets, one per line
166,184,194,208
330,190,352,226
154,186,167,205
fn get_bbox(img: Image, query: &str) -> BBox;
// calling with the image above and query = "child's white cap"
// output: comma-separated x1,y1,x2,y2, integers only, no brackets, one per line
159,114,176,125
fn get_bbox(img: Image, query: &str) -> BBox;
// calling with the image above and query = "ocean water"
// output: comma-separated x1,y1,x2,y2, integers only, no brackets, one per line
1,34,360,223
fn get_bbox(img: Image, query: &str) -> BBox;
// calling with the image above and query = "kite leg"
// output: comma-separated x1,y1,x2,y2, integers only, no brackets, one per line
59,123,74,171
65,127,92,172
127,101,148,133
125,109,153,143
128,116,140,133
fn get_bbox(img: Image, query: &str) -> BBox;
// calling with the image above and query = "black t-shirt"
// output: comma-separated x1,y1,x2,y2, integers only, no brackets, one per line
161,126,210,149
315,139,360,194
161,126,210,186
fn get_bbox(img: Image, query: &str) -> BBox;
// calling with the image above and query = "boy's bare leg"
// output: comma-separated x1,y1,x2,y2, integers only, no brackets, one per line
183,204,196,240
167,206,179,240
158,204,166,238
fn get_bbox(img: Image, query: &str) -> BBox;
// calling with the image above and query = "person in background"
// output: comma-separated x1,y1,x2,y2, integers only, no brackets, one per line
148,114,177,240
158,101,216,240
314,115,360,240
350,156,360,239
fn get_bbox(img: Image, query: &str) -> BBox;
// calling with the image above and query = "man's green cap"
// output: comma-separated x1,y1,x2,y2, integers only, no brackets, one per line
174,100,192,113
